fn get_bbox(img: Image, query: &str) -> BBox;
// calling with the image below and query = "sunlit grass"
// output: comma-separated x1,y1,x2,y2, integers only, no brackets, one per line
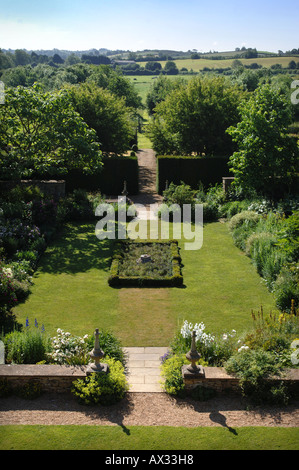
13,220,276,346
1,425,298,450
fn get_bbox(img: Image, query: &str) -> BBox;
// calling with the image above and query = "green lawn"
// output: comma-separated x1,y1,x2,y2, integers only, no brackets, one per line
0,425,298,450
13,220,276,345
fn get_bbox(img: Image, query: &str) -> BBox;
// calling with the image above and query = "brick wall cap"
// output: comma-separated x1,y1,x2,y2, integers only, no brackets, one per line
0,364,87,378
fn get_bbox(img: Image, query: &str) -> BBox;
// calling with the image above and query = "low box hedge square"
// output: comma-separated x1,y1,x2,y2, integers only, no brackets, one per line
108,240,183,287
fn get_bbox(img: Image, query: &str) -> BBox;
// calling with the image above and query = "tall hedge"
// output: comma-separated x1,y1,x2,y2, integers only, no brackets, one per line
157,156,230,194
65,155,139,195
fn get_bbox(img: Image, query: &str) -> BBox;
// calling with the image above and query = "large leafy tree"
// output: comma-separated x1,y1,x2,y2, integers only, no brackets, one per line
147,75,244,155
0,84,102,179
146,75,186,115
87,65,143,110
67,82,135,154
227,84,299,198
0,64,143,113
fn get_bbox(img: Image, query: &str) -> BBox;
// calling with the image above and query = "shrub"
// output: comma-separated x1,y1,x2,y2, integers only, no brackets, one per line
0,305,22,335
228,211,261,250
161,353,216,399
13,250,39,268
171,320,238,366
202,202,219,222
71,356,129,405
225,309,299,404
162,182,195,207
0,201,30,220
95,329,127,367
0,260,33,308
244,309,299,364
231,225,253,250
0,266,18,307
224,348,289,405
228,210,260,231
4,320,50,364
0,185,44,204
245,232,275,257
274,263,299,312
247,199,274,215
47,328,91,365
32,198,58,226
57,191,94,222
245,232,288,288
255,211,286,235
0,220,44,257
47,328,127,367
220,199,253,219
275,211,299,262
161,353,189,397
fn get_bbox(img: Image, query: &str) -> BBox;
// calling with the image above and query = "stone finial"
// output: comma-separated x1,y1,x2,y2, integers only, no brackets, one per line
86,328,109,375
185,330,204,375
121,180,128,197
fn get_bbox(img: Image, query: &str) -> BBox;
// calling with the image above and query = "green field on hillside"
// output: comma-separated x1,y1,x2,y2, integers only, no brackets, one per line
157,56,299,71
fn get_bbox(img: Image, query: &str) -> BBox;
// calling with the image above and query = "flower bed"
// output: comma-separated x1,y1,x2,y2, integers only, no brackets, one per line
0,323,129,403
108,240,183,287
162,315,299,405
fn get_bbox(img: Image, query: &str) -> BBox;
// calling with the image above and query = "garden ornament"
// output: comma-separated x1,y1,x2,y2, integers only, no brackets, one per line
186,330,204,375
86,328,109,375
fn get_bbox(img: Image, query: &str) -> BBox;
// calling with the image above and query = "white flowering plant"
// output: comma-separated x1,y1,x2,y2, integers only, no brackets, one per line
47,328,91,365
169,320,240,366
46,328,127,367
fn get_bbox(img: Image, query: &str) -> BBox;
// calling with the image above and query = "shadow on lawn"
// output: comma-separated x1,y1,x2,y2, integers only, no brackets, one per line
37,222,113,275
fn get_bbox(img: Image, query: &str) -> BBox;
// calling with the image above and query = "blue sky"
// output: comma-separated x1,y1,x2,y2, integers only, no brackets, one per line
0,0,298,52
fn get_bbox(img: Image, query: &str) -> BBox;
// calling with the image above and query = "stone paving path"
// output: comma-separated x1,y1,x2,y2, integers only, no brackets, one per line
124,346,168,392
118,150,168,392
123,151,168,391
130,149,163,220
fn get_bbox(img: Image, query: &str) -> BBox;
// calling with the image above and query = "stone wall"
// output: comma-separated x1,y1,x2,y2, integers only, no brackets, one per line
0,180,65,200
182,365,299,396
0,364,87,394
182,366,241,394
1,364,298,396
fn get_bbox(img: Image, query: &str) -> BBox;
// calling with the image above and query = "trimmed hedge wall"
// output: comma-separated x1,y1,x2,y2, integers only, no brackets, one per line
108,240,183,287
64,155,139,195
157,155,230,194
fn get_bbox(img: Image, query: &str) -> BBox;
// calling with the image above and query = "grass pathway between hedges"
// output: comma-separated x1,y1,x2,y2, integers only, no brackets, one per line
13,220,276,345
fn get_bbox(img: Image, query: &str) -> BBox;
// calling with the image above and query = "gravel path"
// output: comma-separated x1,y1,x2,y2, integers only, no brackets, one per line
1,393,298,428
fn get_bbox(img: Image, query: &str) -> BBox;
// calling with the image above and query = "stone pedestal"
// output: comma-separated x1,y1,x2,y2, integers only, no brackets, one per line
182,364,205,379
86,328,109,376
86,362,109,376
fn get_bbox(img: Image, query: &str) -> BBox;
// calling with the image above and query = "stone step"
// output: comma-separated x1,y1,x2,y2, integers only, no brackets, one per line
123,347,168,393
